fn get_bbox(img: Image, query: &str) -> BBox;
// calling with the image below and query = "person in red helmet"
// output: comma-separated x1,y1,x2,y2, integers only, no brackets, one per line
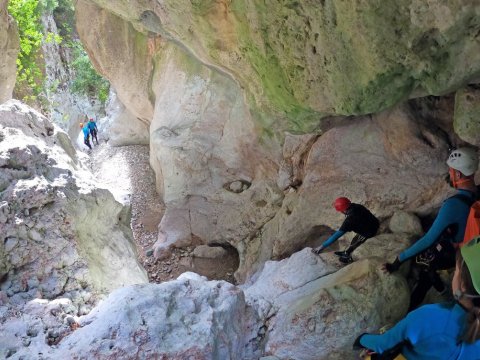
312,197,379,264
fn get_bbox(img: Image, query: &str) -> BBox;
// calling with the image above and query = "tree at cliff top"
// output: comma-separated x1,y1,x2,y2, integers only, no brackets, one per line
8,0,48,105
8,0,109,111
70,42,110,105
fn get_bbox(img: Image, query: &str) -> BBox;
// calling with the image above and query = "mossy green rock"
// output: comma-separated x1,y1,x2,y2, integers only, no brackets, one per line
454,85,480,146
85,0,480,132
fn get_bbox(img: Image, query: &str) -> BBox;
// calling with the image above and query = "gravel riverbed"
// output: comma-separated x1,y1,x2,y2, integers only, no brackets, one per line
86,141,238,284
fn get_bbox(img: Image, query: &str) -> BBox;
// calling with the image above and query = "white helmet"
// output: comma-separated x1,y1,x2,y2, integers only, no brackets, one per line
446,147,479,176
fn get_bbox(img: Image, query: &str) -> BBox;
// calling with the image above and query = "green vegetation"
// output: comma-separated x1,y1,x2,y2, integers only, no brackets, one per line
8,0,109,106
70,43,110,104
8,0,46,102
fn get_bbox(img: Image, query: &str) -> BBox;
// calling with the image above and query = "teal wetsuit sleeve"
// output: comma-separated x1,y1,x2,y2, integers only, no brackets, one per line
359,318,408,353
398,199,455,262
359,304,451,357
359,307,430,353
321,230,345,249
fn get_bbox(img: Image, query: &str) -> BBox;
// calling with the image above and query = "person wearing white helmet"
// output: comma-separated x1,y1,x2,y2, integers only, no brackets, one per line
383,147,478,311
354,238,480,359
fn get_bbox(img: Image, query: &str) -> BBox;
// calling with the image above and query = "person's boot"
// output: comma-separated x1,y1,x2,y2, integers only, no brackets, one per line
334,250,347,257
339,254,353,264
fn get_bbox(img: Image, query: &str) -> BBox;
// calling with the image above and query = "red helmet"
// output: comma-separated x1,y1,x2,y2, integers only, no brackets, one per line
333,197,351,212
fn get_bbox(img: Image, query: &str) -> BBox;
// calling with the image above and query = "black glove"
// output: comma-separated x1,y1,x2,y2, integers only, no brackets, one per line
384,258,402,273
311,246,324,255
353,333,367,350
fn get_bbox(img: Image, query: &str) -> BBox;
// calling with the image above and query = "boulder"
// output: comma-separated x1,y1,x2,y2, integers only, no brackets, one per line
454,85,480,147
19,273,262,360
355,232,414,258
1,248,410,359
389,211,424,236
244,249,409,360
193,245,229,259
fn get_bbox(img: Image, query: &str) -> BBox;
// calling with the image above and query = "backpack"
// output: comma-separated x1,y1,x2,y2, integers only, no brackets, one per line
455,191,480,247
459,200,480,247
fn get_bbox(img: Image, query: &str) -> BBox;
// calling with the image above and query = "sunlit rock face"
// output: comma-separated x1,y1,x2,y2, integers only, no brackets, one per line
0,100,147,302
75,0,155,125
6,251,407,359
0,0,19,104
0,100,148,358
98,90,150,146
244,249,409,359
36,273,262,359
40,12,103,140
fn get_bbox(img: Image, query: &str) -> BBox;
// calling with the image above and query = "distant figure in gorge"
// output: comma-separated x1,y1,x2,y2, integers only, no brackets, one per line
87,117,99,145
80,122,91,150
312,197,379,264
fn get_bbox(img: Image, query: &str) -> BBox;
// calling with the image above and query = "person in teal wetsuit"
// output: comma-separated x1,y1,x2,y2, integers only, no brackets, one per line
354,237,480,359
384,147,478,310
87,118,98,145
80,122,91,150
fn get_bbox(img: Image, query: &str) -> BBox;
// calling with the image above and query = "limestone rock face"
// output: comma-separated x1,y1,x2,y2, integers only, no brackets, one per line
149,44,282,268
3,249,409,359
244,249,409,360
389,211,424,236
19,273,262,360
0,0,19,104
74,1,470,283
75,0,155,124
98,90,150,146
81,0,480,126
454,85,480,147
0,100,147,302
242,105,451,280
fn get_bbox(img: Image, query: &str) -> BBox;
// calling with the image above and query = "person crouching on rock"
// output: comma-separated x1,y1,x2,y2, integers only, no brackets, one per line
312,197,379,264
80,122,92,150
353,238,480,359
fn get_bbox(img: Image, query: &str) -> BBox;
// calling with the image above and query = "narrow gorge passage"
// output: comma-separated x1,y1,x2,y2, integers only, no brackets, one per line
86,139,239,284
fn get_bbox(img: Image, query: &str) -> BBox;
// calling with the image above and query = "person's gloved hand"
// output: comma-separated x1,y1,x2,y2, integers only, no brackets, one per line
352,333,366,350
382,258,402,273
311,246,324,255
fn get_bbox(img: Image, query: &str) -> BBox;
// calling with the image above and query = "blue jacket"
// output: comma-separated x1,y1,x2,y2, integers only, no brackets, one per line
399,189,475,262
360,303,480,359
82,126,90,140
87,121,97,131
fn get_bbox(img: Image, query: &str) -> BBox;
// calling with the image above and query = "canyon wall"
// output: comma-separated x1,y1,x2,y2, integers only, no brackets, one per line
75,0,480,281
0,0,19,104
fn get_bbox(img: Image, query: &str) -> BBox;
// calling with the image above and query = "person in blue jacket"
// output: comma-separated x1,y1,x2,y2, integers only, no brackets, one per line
87,117,98,145
383,147,478,310
80,122,91,150
354,237,480,359
312,197,379,264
